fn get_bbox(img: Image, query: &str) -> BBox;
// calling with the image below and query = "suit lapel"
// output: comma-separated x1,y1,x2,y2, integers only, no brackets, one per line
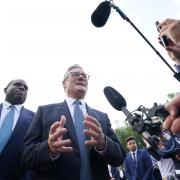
56,101,79,147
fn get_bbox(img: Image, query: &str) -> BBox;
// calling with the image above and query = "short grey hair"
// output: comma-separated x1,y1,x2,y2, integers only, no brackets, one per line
63,64,83,81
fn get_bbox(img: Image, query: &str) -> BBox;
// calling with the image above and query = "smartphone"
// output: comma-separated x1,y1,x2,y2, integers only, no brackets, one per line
155,21,169,47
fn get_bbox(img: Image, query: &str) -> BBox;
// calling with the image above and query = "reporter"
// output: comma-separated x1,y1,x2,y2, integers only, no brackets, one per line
158,18,180,133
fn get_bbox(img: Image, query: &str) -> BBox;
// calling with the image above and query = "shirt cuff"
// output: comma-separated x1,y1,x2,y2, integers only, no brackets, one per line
95,136,107,154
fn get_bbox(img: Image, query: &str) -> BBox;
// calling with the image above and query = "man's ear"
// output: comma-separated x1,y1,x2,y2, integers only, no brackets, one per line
4,87,7,94
62,80,66,89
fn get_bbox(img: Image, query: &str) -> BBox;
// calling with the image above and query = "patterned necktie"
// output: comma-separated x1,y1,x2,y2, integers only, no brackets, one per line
73,100,91,180
0,105,15,153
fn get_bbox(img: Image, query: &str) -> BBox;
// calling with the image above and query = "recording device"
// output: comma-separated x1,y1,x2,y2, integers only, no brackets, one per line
91,1,111,27
91,0,180,82
104,86,180,158
155,21,169,47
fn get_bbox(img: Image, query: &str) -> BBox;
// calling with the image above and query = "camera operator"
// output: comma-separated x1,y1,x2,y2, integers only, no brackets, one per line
157,18,180,134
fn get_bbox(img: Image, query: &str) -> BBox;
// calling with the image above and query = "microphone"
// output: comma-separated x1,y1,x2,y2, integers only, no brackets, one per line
91,1,111,28
91,1,180,82
103,86,133,119
103,86,126,111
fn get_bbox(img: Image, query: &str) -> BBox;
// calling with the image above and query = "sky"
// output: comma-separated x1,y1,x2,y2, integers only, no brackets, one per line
0,0,180,128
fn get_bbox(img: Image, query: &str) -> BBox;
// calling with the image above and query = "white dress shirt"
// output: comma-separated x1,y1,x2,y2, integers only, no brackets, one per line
65,97,87,121
0,101,23,130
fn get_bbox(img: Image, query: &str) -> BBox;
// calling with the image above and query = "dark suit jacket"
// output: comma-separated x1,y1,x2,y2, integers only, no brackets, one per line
124,149,154,180
21,101,126,180
0,104,34,180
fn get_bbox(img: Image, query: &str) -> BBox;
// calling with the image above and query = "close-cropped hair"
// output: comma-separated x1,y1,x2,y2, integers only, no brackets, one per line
125,136,136,144
63,64,83,81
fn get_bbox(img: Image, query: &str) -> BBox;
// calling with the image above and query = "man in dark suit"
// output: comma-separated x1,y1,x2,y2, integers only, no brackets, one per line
0,79,34,180
21,64,126,180
124,136,154,180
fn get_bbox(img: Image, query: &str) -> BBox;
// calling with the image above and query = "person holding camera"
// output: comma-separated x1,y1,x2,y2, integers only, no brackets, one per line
157,18,180,134
158,18,180,66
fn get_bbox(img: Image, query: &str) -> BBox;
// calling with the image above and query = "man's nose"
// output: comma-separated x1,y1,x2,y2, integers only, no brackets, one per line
19,85,26,91
78,74,84,80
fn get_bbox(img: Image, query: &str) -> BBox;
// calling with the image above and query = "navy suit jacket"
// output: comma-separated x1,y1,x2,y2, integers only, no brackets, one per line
0,104,34,180
21,101,126,180
124,149,154,180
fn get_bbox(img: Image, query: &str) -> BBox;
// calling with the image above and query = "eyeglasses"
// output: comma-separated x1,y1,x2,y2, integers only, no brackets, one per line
70,72,90,80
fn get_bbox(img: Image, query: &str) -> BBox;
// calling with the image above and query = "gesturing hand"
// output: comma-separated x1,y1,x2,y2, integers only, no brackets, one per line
48,115,73,156
84,115,106,150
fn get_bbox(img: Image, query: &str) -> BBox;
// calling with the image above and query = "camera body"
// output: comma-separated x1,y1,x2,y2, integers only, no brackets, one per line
127,103,180,158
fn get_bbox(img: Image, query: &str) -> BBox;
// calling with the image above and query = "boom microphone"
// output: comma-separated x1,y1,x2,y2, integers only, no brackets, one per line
91,1,111,27
91,1,180,82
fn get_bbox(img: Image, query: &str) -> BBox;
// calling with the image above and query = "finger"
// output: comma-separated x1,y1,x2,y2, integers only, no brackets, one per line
166,46,180,55
159,18,175,27
84,120,102,138
53,139,72,148
59,115,66,128
50,128,67,141
49,121,61,134
171,118,180,134
163,116,174,130
84,115,101,127
85,139,97,146
84,128,99,140
165,104,178,117
57,146,73,153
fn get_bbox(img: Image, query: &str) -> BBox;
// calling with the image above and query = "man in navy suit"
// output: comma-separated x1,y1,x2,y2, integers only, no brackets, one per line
124,136,153,180
0,79,34,180
21,64,126,180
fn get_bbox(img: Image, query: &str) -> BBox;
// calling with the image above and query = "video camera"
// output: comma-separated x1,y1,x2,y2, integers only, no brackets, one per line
104,86,180,159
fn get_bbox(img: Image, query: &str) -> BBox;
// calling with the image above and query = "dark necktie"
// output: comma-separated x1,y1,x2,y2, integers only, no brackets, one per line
73,100,91,180
0,106,15,153
133,152,138,177
133,152,136,164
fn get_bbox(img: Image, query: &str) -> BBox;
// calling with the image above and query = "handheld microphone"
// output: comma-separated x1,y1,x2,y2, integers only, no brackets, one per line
103,86,126,111
103,86,133,119
91,1,111,28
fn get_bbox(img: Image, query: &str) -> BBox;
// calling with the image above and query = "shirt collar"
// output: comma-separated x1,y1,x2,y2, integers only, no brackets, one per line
130,149,137,155
3,101,23,112
65,96,85,107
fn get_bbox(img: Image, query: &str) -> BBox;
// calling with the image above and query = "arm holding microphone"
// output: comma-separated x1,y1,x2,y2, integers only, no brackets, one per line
156,18,180,134
91,1,180,82
158,19,180,67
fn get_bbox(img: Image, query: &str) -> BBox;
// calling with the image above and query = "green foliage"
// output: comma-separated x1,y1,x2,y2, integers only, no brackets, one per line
167,92,180,102
115,124,145,152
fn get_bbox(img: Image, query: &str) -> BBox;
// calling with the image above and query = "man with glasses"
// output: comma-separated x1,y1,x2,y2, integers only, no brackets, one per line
21,64,126,180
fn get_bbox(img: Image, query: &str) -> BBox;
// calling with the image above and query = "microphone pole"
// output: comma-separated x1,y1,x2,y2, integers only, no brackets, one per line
110,1,180,82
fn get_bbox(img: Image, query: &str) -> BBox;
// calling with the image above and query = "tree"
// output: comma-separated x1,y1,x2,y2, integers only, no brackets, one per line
115,122,145,152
